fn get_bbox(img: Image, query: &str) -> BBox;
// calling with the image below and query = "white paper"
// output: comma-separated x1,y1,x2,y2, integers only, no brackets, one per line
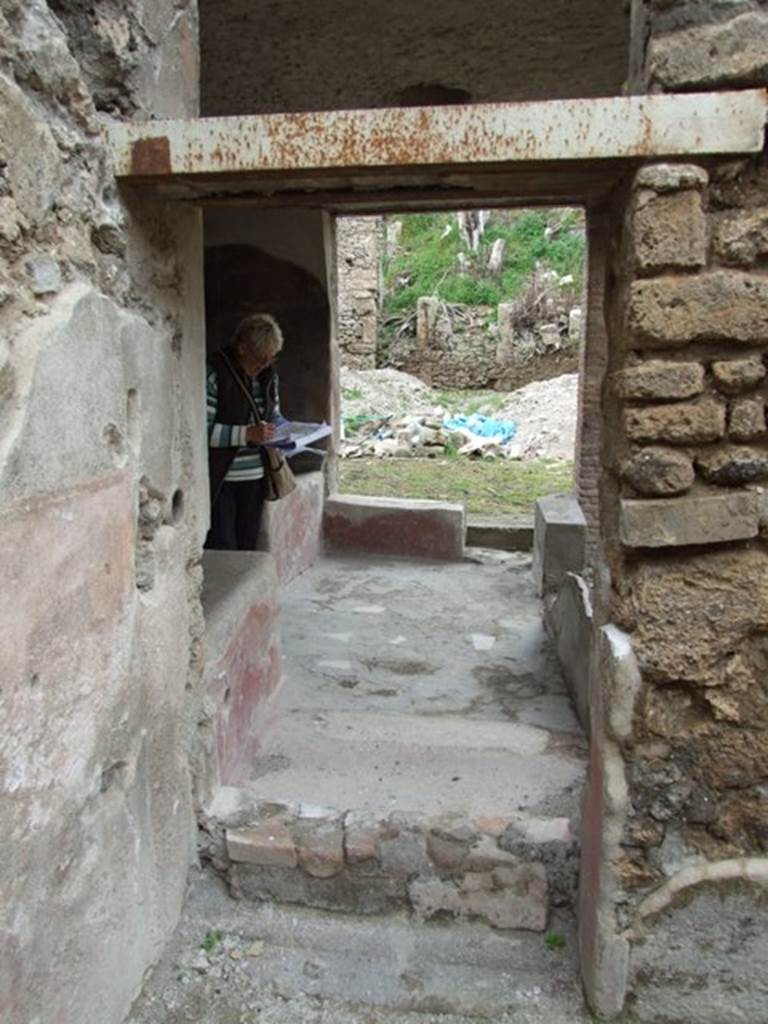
264,420,333,457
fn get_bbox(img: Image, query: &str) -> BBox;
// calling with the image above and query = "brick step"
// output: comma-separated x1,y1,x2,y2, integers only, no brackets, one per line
202,795,579,934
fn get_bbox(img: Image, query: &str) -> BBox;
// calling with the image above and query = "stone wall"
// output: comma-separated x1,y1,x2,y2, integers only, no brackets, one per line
576,10,768,1018
582,120,768,1024
387,297,581,391
335,216,380,370
0,5,205,1024
630,0,768,94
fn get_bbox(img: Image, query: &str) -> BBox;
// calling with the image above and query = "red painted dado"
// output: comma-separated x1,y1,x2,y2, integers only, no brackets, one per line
259,470,324,583
324,494,465,561
211,601,281,785
201,551,282,789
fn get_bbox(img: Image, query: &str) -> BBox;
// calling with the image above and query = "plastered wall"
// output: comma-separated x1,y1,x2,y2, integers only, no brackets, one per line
199,0,630,116
0,4,207,1023
203,208,333,425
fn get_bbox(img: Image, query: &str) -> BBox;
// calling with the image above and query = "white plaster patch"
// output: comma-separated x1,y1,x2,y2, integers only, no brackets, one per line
604,622,633,661
297,803,337,819
325,632,353,644
317,659,354,672
470,633,496,651
389,635,407,645
351,605,385,615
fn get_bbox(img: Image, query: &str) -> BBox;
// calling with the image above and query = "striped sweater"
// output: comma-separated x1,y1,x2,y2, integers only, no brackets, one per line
206,363,281,481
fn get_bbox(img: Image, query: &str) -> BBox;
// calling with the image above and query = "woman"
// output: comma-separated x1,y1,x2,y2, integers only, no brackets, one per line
206,313,284,550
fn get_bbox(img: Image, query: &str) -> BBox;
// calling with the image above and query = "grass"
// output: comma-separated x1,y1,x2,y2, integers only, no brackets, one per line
382,209,585,316
338,457,574,516
431,388,510,417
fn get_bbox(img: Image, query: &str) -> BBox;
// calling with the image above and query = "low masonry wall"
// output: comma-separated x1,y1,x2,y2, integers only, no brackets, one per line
324,494,465,561
200,551,282,798
258,470,324,584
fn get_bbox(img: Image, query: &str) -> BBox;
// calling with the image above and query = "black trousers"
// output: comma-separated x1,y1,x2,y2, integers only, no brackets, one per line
206,478,267,551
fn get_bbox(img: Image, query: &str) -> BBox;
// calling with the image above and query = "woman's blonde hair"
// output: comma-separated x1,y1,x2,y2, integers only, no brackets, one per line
233,313,284,363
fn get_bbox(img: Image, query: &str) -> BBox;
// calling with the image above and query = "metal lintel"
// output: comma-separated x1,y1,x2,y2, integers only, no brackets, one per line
105,90,767,184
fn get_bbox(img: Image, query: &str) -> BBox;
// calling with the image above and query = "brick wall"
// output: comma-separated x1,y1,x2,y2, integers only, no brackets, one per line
575,210,610,560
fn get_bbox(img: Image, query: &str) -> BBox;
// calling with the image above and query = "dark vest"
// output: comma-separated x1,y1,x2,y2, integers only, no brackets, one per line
208,349,279,502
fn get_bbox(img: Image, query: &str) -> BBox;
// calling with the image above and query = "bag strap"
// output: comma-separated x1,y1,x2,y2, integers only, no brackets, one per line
220,349,264,425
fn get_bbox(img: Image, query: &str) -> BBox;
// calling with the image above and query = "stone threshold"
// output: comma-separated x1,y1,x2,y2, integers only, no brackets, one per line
466,516,534,552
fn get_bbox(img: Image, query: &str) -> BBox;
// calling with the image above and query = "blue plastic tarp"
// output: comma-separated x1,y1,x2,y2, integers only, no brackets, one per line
443,413,517,443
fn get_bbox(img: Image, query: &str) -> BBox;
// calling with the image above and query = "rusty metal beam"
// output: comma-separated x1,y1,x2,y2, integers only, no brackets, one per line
106,91,767,185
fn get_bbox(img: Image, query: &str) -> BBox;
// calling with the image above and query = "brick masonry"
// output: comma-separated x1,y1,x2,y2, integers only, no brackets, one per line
224,803,577,931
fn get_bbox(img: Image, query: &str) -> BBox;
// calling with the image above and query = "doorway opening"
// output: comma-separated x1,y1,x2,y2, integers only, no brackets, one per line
192,193,600,992
335,207,586,552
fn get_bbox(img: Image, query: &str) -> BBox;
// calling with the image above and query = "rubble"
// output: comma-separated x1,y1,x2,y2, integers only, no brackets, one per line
340,368,578,462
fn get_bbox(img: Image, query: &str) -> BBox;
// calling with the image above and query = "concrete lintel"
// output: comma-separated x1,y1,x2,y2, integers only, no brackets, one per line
105,90,767,183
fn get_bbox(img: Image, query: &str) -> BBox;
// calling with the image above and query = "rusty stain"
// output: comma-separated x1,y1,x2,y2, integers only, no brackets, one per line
108,90,767,183
130,136,171,176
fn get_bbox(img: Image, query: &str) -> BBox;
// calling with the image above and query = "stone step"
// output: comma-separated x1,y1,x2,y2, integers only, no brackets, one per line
203,793,581,933
128,867,588,1023
228,708,586,818
202,706,585,932
466,515,534,552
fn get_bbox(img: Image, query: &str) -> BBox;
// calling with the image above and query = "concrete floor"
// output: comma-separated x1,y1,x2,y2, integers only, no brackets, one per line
239,549,586,821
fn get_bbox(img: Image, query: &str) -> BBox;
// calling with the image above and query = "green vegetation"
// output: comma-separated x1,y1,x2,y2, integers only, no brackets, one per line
342,387,364,401
383,209,585,317
339,457,574,516
545,931,567,951
342,412,381,436
431,388,509,416
200,930,223,953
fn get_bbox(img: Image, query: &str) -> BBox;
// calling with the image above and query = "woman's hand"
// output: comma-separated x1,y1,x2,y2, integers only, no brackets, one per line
245,423,276,445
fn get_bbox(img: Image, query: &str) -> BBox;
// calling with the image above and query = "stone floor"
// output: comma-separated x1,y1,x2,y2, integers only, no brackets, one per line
235,549,586,821
128,550,591,1023
125,869,593,1024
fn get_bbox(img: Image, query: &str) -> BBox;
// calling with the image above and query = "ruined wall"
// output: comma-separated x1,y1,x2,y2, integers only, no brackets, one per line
0,4,205,1024
579,6,768,1014
585,151,768,1024
630,0,768,94
335,216,380,371
392,297,581,391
